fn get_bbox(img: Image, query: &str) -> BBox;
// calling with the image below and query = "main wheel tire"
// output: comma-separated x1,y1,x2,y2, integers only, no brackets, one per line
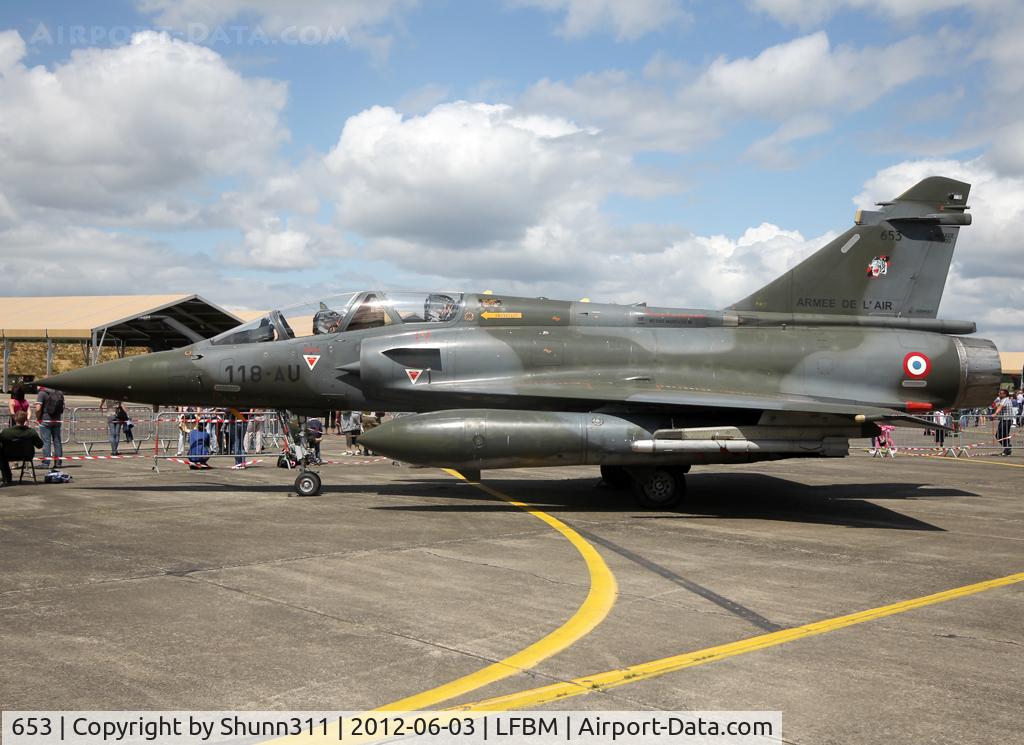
600,464,631,490
294,471,322,497
631,467,686,509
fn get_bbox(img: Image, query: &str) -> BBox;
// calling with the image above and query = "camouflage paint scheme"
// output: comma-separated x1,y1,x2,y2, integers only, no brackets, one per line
43,178,1001,500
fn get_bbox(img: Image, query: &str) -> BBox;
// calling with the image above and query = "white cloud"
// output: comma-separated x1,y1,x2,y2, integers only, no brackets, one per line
507,0,690,40
690,31,943,117
968,6,1024,177
137,0,416,56
521,32,943,154
204,170,322,230
0,28,25,71
137,0,415,36
0,192,18,226
355,201,834,315
324,102,644,247
0,30,287,221
0,220,353,313
522,70,713,152
749,0,973,27
233,219,316,269
0,223,198,295
987,122,1024,175
745,114,832,168
397,83,450,114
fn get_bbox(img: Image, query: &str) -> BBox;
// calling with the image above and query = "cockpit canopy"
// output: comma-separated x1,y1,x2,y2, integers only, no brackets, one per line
210,291,463,346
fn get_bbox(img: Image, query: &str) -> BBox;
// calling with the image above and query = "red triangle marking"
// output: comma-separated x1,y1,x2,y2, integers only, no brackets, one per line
406,369,423,383
304,354,321,371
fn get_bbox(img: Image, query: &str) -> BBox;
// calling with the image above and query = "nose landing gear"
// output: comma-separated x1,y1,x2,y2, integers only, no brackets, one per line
294,471,322,497
278,409,323,496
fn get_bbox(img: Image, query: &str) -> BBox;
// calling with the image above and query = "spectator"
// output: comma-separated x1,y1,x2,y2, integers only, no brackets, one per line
188,419,211,469
933,409,949,453
245,412,264,454
341,410,362,455
1015,389,1024,427
204,410,220,454
108,402,128,455
34,385,65,469
1,410,44,485
8,383,31,426
307,417,324,464
359,412,383,455
123,411,135,446
217,411,228,454
227,407,247,468
994,389,1014,456
175,408,192,456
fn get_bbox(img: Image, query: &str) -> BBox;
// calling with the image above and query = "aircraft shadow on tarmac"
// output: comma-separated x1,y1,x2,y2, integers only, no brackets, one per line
368,472,975,531
76,472,973,531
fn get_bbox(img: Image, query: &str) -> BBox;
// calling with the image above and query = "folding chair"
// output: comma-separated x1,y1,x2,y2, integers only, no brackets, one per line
5,440,38,484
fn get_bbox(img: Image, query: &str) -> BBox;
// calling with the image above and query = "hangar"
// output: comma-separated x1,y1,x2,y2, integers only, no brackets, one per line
1002,351,1023,387
0,294,241,390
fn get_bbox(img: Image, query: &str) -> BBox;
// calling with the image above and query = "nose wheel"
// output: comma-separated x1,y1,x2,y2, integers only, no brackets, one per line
277,408,324,497
294,471,322,497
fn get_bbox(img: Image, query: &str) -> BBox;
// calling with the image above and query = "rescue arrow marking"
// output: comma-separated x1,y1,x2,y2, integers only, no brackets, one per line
480,311,523,320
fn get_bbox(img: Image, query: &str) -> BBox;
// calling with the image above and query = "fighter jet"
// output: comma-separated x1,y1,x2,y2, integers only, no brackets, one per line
43,177,1001,502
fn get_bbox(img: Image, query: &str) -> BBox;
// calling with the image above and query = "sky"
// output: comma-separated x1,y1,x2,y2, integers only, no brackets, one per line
0,0,1022,348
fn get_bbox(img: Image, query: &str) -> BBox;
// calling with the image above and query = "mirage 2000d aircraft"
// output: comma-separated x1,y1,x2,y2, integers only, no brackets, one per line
43,177,1001,502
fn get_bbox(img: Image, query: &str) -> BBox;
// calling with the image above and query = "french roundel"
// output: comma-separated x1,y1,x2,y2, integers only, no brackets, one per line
903,352,931,379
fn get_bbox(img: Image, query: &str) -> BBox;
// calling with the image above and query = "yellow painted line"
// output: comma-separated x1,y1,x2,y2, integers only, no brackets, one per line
452,571,1024,711
372,469,618,711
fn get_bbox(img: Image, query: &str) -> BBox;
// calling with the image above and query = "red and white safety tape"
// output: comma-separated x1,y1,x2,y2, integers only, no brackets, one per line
164,458,265,468
320,457,387,465
33,454,146,462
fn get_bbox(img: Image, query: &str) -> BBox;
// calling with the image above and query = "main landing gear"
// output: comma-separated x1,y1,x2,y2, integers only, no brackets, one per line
601,464,689,509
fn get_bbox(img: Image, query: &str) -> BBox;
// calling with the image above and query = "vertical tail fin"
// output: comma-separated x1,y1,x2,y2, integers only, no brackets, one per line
729,176,970,318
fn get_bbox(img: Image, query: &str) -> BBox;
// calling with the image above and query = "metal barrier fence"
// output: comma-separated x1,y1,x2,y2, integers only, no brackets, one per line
13,408,302,459
24,415,72,444
147,410,312,473
859,411,1022,457
70,406,154,455
150,410,286,455
15,406,1022,461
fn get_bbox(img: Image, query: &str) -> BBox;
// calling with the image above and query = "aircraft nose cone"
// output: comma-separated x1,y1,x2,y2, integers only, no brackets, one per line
40,357,134,400
39,349,195,404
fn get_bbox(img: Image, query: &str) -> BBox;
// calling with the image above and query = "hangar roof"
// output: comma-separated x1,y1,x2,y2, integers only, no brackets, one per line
0,295,241,348
1001,352,1024,376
